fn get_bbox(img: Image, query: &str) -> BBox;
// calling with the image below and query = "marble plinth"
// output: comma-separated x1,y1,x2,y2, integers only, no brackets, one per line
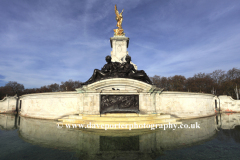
110,36,137,69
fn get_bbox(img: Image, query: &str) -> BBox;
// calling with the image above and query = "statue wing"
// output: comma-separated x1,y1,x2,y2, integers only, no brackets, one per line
115,5,119,17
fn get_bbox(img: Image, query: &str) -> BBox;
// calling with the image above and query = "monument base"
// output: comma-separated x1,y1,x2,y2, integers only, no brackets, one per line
76,78,162,115
18,78,216,121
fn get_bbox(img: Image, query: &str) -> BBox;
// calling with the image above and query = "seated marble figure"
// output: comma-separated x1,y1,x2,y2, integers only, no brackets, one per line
82,55,152,85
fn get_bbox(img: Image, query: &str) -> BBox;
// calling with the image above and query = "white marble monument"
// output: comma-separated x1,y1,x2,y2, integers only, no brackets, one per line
110,36,137,69
14,5,217,122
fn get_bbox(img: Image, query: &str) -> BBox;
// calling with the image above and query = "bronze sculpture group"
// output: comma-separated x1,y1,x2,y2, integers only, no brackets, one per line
81,5,152,85
82,55,152,85
81,5,152,114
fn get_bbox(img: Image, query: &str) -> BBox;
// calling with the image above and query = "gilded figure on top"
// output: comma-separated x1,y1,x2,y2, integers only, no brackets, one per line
114,5,125,36
115,4,124,29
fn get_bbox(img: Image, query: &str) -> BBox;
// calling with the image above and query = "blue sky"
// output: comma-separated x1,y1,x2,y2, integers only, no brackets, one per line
0,0,239,88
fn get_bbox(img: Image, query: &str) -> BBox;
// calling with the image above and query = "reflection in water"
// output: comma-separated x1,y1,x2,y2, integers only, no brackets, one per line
216,113,240,129
216,114,240,144
1,113,240,159
0,114,18,130
100,136,139,151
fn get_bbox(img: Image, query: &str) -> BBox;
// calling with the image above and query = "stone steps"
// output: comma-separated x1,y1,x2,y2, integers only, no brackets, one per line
82,116,155,121
57,121,182,130
59,118,178,124
60,114,172,122
57,113,182,130
100,113,155,117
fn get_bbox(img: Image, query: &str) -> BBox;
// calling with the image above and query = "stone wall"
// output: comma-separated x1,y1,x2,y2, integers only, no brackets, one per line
157,91,216,118
19,92,80,119
0,95,18,113
216,95,240,112
19,79,216,119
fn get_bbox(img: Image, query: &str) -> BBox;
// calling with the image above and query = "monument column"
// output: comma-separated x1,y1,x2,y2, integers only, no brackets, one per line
110,36,128,62
110,5,137,69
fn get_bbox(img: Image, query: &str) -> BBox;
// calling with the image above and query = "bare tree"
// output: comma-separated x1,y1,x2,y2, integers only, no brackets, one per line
60,79,82,91
168,75,186,91
48,83,60,92
209,69,226,85
151,75,161,87
226,68,240,80
5,81,24,95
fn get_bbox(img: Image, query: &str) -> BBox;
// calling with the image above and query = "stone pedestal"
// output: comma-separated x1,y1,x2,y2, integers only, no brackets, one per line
110,36,137,69
76,78,162,115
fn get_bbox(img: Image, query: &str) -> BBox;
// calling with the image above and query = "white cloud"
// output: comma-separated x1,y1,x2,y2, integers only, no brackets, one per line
0,0,240,88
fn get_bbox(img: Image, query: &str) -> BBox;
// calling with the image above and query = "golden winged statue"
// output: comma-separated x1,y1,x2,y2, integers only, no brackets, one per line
115,4,124,29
